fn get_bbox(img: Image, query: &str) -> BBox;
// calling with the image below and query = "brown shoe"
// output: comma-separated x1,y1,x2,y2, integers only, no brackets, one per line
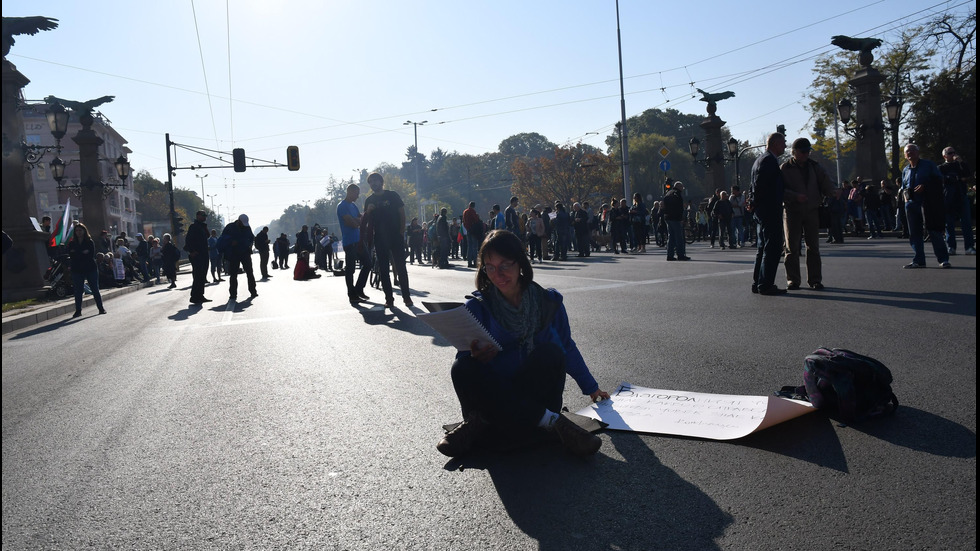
437,415,488,457
552,414,601,456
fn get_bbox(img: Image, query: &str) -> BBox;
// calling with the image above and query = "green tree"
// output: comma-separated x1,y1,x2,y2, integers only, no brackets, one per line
910,67,976,162
498,132,556,159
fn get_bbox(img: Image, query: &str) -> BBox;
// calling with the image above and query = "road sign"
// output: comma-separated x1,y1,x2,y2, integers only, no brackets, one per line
659,159,671,172
659,146,671,158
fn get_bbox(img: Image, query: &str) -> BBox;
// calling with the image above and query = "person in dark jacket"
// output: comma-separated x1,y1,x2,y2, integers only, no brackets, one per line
183,210,211,303
160,233,180,288
436,230,610,458
750,133,788,295
663,182,690,261
254,226,272,279
553,202,571,261
67,223,106,318
436,208,451,269
220,214,258,300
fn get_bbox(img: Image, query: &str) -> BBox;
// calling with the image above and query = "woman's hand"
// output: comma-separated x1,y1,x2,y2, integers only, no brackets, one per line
590,389,611,402
469,340,498,364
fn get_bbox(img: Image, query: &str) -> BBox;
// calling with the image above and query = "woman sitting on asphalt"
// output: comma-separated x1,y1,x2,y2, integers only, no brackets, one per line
437,229,610,458
293,250,321,280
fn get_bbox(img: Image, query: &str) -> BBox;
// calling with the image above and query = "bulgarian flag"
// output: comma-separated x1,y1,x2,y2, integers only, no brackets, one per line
48,198,75,248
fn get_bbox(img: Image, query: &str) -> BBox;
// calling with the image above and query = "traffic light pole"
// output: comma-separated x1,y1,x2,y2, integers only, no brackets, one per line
164,134,298,243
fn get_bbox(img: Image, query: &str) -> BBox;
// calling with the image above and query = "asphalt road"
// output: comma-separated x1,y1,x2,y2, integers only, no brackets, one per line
2,239,976,550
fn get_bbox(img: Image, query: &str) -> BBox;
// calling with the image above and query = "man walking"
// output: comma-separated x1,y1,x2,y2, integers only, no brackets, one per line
184,210,211,304
364,172,412,308
780,138,835,290
750,133,788,295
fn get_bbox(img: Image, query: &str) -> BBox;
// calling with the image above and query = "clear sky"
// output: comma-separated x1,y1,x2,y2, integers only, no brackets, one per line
5,0,970,226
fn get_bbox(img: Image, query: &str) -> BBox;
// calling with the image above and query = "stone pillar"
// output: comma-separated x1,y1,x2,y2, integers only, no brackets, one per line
2,59,50,302
73,113,108,235
850,66,889,184
699,104,728,194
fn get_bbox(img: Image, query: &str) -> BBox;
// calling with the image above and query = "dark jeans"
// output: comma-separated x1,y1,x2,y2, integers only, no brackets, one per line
946,198,975,252
451,342,566,429
344,244,371,297
375,236,410,301
467,232,481,265
258,249,270,277
753,215,784,289
71,268,104,313
666,219,686,258
227,253,257,298
190,254,209,300
905,200,948,265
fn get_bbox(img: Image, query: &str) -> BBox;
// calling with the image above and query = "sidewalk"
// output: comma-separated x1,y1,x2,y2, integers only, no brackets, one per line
2,265,188,335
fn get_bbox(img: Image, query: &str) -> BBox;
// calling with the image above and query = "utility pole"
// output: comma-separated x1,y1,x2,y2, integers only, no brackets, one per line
404,120,427,222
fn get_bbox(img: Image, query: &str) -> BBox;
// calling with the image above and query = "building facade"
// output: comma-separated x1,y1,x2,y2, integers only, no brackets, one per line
23,101,139,237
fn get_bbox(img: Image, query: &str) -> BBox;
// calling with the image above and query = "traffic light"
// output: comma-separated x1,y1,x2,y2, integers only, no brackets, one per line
664,177,674,196
286,145,300,171
174,216,185,236
233,148,246,172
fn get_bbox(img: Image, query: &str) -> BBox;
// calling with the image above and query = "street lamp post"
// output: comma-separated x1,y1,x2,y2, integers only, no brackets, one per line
195,173,209,202
885,87,902,183
404,120,427,222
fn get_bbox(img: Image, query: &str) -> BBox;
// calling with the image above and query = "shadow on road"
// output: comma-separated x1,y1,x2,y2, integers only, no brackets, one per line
787,289,976,316
444,431,732,550
738,413,848,472
852,406,977,458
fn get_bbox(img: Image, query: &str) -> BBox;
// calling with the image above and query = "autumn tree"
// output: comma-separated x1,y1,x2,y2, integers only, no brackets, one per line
511,144,618,208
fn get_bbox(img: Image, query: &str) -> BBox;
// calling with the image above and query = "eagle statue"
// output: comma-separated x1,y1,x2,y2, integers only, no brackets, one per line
2,16,59,57
44,95,115,116
830,35,883,53
696,89,736,104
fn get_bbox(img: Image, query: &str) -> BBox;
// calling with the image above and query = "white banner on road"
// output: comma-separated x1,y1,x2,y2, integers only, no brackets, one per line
576,383,815,441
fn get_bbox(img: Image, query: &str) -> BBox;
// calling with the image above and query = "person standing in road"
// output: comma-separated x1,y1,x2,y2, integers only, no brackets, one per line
462,201,483,268
255,226,272,280
663,182,690,261
901,144,950,269
296,225,312,257
750,132,788,295
780,138,835,290
940,146,975,256
505,196,520,235
220,214,258,300
184,210,211,304
207,229,223,282
364,173,412,309
436,207,451,269
67,222,106,318
338,183,372,305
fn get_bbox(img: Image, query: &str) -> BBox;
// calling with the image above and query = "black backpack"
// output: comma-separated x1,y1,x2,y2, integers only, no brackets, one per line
779,348,898,424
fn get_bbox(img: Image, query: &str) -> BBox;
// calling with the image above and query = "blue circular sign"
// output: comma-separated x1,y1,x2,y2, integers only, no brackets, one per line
659,159,671,172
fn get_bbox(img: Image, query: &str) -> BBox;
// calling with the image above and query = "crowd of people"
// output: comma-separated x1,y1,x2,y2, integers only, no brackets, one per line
34,145,974,457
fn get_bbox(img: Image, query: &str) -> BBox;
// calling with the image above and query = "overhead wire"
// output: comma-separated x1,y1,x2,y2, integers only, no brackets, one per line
189,0,220,149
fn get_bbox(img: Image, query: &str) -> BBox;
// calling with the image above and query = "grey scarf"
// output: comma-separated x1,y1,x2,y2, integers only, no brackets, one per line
488,283,545,355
